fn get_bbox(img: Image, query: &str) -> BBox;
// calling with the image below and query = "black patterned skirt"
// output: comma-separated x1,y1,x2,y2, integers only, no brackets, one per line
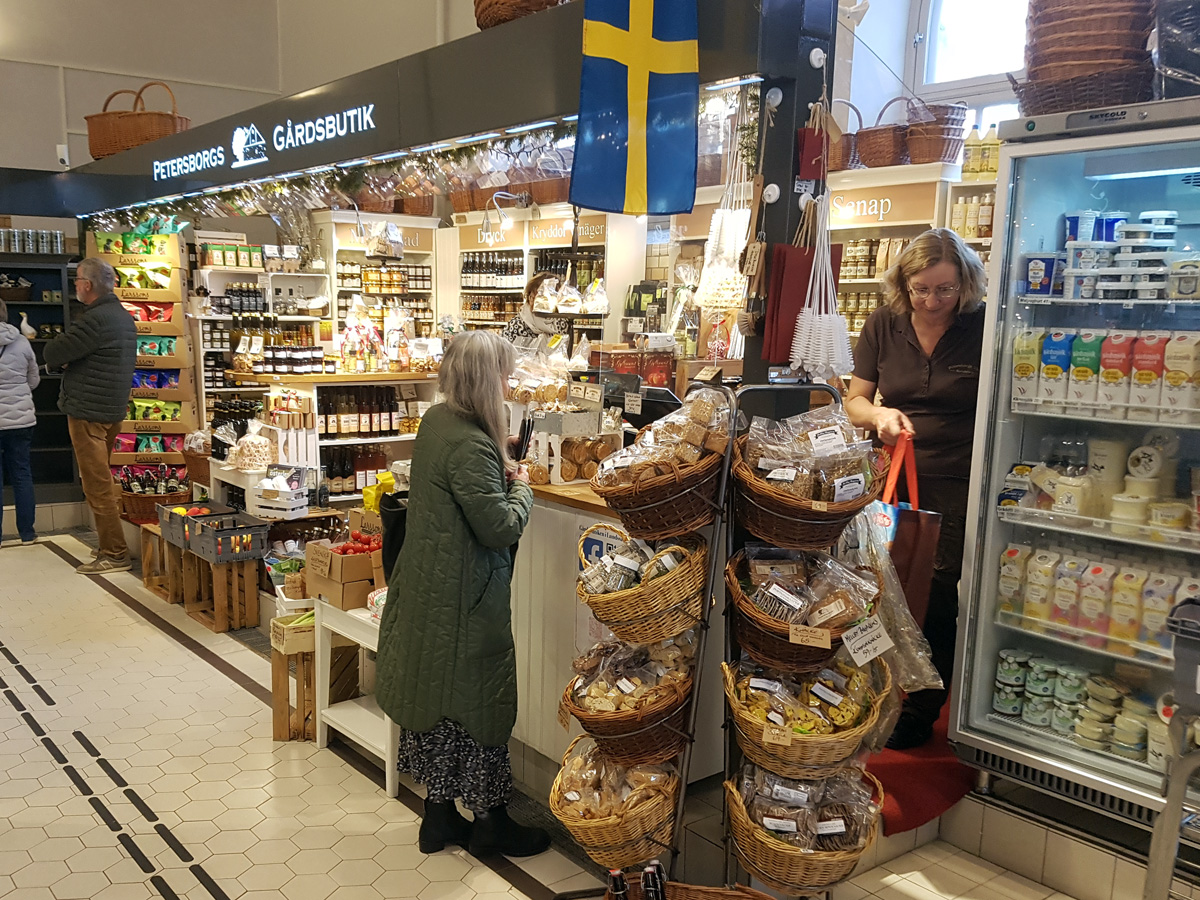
397,717,512,812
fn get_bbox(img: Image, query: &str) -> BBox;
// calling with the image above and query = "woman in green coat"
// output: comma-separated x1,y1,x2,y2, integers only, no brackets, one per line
375,330,549,857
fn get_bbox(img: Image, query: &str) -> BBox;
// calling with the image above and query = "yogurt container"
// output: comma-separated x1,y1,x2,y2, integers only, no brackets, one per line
1116,222,1154,240
1026,658,1059,696
1024,253,1066,296
1095,284,1133,301
1052,701,1081,734
1054,665,1090,702
996,649,1033,686
1065,271,1099,300
1137,287,1168,300
1140,210,1179,226
1124,474,1161,497
1148,500,1190,530
993,681,1025,715
1147,719,1170,771
1022,694,1054,727
1115,253,1169,269
1095,211,1130,241
1065,210,1100,244
1168,258,1200,300
1065,240,1116,270
1117,239,1176,255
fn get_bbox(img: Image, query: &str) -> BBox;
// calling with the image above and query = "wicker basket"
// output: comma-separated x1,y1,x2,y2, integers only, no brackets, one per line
576,524,707,644
725,777,882,892
450,190,474,214
732,437,889,551
906,124,965,165
722,661,890,778
180,451,211,488
828,100,863,172
475,0,563,29
1028,2,1150,29
609,885,778,900
855,97,909,169
355,192,395,214
725,552,849,672
906,99,969,128
564,676,692,766
401,195,436,217
592,448,724,541
472,187,495,212
121,489,192,525
549,736,680,868
85,81,190,160
1007,63,1154,116
531,176,572,205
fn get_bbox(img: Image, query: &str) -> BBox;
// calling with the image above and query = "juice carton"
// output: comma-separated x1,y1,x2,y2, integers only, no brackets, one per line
1130,332,1171,422
1108,567,1149,654
1039,331,1076,413
1068,330,1105,416
998,544,1032,618
1078,562,1116,648
1140,573,1181,649
1178,579,1200,603
1162,332,1200,423
1023,550,1060,627
1099,331,1137,418
1051,556,1089,628
1011,329,1045,412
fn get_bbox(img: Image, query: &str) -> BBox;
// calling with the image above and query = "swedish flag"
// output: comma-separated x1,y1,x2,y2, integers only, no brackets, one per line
569,0,699,216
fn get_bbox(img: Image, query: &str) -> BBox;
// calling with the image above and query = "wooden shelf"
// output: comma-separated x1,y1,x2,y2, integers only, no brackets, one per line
226,370,439,385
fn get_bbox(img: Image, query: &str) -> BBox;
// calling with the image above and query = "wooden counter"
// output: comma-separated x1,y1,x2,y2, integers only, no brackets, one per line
531,481,612,518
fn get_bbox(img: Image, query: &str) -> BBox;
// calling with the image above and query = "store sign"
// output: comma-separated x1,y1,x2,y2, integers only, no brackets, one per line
459,221,524,250
828,182,936,227
674,204,716,240
529,215,606,247
335,222,433,253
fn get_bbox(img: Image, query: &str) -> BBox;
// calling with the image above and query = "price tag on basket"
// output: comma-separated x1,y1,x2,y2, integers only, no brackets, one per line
841,615,894,666
695,365,722,382
762,722,793,747
624,392,642,414
788,623,832,648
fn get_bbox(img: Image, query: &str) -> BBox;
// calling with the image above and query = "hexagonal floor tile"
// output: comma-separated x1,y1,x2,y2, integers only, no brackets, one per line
206,830,257,856
417,881,475,900
373,869,431,898
245,840,299,866
64,848,122,874
284,847,340,876
329,859,384,887
238,862,294,892
48,871,111,900
416,855,474,883
281,872,338,900
200,853,253,880
332,835,385,861
13,860,70,889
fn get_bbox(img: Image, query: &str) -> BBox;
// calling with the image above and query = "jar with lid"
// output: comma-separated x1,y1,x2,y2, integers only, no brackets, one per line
1021,694,1054,727
992,682,1024,715
996,648,1032,685
1051,700,1079,734
1025,658,1059,696
1053,664,1089,703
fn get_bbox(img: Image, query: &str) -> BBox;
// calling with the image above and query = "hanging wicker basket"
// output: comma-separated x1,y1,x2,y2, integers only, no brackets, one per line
531,176,572,205
474,0,564,29
828,100,863,173
905,99,969,128
563,675,692,766
855,97,909,168
85,81,190,160
725,777,883,892
591,446,724,541
575,524,707,644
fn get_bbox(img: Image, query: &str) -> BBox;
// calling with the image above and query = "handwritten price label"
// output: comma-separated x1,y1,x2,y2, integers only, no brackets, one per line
842,615,895,666
789,624,832,648
695,365,722,382
762,723,793,747
625,392,643,414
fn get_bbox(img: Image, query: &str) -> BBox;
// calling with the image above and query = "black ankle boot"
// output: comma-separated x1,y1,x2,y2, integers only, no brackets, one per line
468,804,551,857
419,800,472,854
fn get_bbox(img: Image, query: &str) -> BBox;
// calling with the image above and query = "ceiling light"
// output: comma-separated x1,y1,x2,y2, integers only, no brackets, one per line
373,150,409,162
456,133,501,145
1084,147,1200,181
505,121,557,134
337,159,371,168
562,115,579,122
704,75,764,91
410,142,451,153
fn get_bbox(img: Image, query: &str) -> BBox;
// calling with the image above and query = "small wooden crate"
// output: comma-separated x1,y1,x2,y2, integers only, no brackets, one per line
270,616,358,741
140,523,169,600
183,552,259,632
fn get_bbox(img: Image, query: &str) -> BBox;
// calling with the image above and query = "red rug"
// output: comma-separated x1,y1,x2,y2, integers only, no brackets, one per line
866,703,975,835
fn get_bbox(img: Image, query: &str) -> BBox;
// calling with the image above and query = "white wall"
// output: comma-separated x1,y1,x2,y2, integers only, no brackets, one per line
0,0,479,172
841,0,913,128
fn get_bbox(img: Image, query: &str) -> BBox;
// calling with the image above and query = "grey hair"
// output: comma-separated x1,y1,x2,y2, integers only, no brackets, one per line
77,258,116,293
439,330,517,473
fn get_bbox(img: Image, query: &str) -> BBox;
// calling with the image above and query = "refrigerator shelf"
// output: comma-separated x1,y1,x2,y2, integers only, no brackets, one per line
986,712,1157,775
1017,294,1187,307
994,614,1172,671
998,506,1200,557
1011,405,1200,433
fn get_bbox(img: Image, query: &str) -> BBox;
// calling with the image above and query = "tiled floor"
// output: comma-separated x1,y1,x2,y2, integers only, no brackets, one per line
0,534,605,900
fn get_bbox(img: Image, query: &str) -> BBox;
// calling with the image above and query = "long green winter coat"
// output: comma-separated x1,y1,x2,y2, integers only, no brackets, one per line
375,403,533,747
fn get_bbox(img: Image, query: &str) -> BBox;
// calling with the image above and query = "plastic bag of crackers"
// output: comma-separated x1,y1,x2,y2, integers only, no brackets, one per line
571,629,698,714
744,404,875,504
594,388,730,486
556,737,675,820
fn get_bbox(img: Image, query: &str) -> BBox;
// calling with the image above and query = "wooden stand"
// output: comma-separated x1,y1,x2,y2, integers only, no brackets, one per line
183,552,259,632
272,645,357,741
140,524,169,600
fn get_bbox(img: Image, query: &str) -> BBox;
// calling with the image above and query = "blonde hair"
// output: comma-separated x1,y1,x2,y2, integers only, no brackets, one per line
439,330,517,473
881,228,986,315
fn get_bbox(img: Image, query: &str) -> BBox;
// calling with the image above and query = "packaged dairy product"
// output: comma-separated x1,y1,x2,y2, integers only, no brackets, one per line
998,544,1032,618
1053,472,1096,517
1130,332,1171,422
1065,240,1115,270
1162,332,1200,423
1140,572,1180,649
1024,253,1065,296
1064,211,1099,245
1098,331,1136,417
1168,258,1200,300
1024,550,1060,625
1068,330,1105,415
1087,437,1131,487
1012,329,1045,411
1078,563,1116,647
1051,556,1089,628
1108,567,1149,653
1039,331,1076,412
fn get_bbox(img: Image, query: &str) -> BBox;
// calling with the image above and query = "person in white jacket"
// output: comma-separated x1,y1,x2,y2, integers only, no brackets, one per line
0,298,40,544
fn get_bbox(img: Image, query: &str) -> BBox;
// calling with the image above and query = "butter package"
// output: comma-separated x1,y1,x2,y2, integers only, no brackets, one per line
1051,556,1089,628
1140,573,1180,649
1068,330,1105,416
1161,332,1200,423
1039,331,1076,412
1129,332,1171,423
1023,550,1060,625
998,463,1034,508
1099,331,1137,417
1011,329,1045,412
1108,567,1149,653
998,544,1032,617
1078,563,1116,647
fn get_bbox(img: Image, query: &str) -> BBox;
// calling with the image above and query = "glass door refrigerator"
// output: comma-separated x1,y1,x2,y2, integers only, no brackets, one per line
951,98,1200,824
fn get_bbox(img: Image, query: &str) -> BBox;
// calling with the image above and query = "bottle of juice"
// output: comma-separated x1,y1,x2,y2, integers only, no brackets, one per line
964,125,982,178
982,124,1001,178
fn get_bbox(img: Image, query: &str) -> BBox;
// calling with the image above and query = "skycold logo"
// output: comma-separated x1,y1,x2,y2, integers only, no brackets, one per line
230,125,268,169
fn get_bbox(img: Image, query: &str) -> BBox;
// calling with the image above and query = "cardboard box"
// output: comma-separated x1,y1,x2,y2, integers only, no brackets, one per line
373,552,386,592
306,539,375,583
120,404,199,434
349,508,383,537
135,319,185,337
310,574,373,610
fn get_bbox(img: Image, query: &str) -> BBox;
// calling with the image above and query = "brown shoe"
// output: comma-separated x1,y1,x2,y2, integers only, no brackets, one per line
77,556,132,575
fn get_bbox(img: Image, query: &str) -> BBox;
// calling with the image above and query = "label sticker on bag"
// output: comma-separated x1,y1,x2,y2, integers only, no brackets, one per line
768,583,804,609
767,710,785,726
808,425,847,456
811,681,844,707
842,614,895,666
616,677,636,694
762,816,798,833
772,784,810,805
758,457,791,470
808,598,847,627
833,474,866,502
613,556,640,572
766,467,798,482
564,791,581,802
817,818,847,835
749,677,782,693
762,723,793,746
789,623,832,648
558,698,570,730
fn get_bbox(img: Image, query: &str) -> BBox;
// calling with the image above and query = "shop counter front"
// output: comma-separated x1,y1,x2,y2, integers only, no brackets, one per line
510,481,725,790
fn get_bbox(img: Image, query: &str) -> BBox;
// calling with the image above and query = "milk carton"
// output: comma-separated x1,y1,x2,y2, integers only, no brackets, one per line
1051,556,1089,629
1068,330,1105,416
1024,550,1060,628
1140,572,1180,649
1078,563,1116,648
1108,567,1149,654
1130,332,1171,422
1161,332,1200,423
998,544,1032,618
1011,329,1045,412
1039,331,1076,413
1098,331,1137,418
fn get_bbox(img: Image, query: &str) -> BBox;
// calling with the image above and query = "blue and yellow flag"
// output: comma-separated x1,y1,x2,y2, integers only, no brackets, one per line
569,0,699,216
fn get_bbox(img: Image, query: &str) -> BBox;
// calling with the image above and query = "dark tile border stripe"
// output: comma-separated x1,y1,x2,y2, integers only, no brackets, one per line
119,832,156,874
151,874,182,900
155,824,195,863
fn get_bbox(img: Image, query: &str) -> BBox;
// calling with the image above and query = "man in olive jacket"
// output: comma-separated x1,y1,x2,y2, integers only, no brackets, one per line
45,258,136,574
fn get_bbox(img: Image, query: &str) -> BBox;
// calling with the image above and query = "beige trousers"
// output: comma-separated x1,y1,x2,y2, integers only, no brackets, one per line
67,417,128,560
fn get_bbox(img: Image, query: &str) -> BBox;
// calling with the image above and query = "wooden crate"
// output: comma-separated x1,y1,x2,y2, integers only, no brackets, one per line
271,645,357,741
182,552,259,632
140,523,168,600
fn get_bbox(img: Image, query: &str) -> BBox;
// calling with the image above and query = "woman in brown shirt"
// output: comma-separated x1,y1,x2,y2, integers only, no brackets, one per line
845,228,986,749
